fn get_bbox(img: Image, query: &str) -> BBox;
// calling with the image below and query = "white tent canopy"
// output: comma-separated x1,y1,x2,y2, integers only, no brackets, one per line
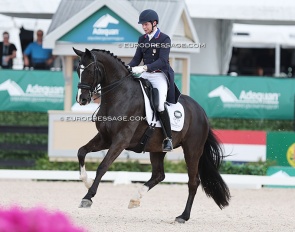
0,0,61,69
0,0,61,19
233,24,295,48
186,0,295,24
185,0,295,76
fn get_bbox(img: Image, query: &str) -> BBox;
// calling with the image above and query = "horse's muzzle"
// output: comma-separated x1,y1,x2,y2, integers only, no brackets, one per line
77,94,91,105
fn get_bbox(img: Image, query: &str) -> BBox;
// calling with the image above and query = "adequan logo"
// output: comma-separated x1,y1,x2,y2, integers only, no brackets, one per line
0,79,63,103
208,85,281,110
92,13,119,36
0,79,24,96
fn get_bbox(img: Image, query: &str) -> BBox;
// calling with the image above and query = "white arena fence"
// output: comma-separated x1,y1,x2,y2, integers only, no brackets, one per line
0,170,295,189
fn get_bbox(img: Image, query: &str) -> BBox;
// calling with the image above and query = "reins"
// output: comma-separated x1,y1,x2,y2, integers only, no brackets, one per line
93,73,133,98
90,72,133,122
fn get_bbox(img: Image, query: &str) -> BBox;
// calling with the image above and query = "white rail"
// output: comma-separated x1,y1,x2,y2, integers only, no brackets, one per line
1,170,295,189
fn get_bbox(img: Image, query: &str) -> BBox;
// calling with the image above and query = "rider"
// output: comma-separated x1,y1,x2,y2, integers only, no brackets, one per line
128,9,181,152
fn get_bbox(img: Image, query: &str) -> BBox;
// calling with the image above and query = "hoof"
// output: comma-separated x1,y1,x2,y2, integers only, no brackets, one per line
128,199,140,209
175,217,186,224
79,199,92,208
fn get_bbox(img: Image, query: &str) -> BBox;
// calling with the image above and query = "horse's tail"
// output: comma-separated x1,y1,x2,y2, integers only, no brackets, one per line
198,127,231,209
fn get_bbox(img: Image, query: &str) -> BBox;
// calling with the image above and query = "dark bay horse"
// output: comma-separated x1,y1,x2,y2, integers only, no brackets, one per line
73,48,230,223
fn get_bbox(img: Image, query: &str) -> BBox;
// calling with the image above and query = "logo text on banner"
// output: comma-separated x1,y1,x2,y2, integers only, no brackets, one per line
0,70,65,112
208,85,280,110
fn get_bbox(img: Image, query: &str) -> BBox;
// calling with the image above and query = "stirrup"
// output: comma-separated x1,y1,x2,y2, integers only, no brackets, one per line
162,138,173,152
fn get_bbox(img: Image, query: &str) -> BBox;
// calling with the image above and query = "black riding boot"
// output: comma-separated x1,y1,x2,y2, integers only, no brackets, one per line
158,109,173,152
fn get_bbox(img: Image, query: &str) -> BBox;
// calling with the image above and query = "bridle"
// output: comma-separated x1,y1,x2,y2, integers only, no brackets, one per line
77,51,133,122
77,52,102,95
77,51,133,99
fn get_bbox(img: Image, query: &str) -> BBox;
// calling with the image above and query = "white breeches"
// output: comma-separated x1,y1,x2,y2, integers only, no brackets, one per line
140,72,168,112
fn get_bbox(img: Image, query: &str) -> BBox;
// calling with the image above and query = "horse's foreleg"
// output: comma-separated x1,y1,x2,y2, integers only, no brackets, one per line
128,152,166,209
79,165,94,189
79,141,127,208
78,132,106,189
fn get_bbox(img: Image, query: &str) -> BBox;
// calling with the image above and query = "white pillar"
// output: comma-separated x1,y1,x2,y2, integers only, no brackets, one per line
181,57,190,96
275,44,280,77
63,56,73,111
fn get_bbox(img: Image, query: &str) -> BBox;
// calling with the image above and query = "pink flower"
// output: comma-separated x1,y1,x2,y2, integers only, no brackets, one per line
0,207,85,232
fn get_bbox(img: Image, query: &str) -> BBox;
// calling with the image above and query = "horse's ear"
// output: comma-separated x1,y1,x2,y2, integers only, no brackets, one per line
73,47,83,57
85,48,92,58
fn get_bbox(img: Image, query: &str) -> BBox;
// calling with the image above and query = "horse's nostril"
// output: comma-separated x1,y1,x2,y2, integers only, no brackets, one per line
81,99,88,105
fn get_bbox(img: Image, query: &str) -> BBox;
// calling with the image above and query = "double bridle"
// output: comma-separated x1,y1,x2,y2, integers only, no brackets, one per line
77,52,133,98
77,53,102,95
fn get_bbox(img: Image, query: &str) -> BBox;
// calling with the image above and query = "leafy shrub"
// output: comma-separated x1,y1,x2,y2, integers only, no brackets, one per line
32,157,273,176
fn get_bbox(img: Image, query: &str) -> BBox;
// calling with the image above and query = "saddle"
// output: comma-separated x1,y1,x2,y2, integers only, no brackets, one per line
133,78,159,153
137,78,159,114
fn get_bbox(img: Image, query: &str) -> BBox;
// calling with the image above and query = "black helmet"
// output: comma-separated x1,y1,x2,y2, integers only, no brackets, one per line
138,9,159,24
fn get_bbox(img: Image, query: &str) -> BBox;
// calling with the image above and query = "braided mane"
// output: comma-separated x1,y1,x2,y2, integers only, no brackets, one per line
91,49,131,73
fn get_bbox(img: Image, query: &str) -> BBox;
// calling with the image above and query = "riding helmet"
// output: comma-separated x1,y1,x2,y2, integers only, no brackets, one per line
138,9,159,24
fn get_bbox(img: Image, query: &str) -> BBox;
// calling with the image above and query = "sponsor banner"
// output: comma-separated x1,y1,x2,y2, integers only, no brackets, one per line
267,166,295,177
0,70,65,112
2,70,294,120
59,6,141,43
267,132,295,167
190,75,295,119
214,130,266,162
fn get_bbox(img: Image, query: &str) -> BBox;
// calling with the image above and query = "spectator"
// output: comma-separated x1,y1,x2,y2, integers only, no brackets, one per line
0,31,17,69
23,30,54,70
254,66,264,76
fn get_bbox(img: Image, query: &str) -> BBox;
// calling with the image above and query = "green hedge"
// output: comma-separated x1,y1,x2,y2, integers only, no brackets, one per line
0,112,48,126
0,157,275,176
209,118,294,131
35,158,275,176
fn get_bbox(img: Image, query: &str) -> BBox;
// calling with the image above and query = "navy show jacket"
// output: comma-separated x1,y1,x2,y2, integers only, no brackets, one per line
128,29,181,104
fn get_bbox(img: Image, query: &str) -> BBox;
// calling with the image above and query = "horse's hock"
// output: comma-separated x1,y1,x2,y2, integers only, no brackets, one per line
48,110,184,162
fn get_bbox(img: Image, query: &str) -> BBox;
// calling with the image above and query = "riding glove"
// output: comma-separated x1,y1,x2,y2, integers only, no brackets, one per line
132,66,145,74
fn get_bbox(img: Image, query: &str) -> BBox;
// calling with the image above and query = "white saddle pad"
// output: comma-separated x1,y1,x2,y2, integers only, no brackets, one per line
139,82,184,131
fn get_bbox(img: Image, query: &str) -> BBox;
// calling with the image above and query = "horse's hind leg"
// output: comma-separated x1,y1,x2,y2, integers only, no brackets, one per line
78,132,107,189
175,143,203,223
128,152,166,209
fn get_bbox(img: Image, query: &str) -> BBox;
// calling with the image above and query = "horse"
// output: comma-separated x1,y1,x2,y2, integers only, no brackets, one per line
73,47,230,223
